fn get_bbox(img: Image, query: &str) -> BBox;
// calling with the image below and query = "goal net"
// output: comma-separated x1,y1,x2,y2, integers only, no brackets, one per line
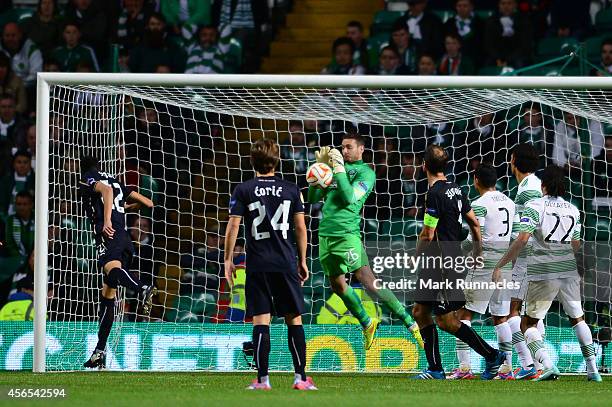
23,75,612,373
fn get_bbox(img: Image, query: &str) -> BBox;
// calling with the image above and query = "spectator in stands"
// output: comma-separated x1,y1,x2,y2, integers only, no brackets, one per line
549,0,591,40
466,112,507,167
443,0,484,66
51,21,99,72
438,33,475,75
0,53,26,114
128,216,156,289
63,0,109,61
0,94,26,146
321,37,365,75
154,64,171,73
591,38,612,77
160,0,212,45
593,135,612,197
390,22,416,74
213,0,269,73
115,0,155,51
3,190,34,261
346,20,369,71
280,121,314,184
43,57,60,72
373,45,411,75
0,150,35,223
180,226,224,289
15,123,35,169
514,103,551,164
0,22,43,89
484,0,533,68
0,273,34,319
400,153,426,218
552,112,582,171
129,13,186,73
397,0,444,58
118,47,130,73
20,0,64,58
417,54,437,75
184,25,232,74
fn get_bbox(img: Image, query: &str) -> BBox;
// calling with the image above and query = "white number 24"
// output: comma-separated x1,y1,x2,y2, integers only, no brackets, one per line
247,200,291,240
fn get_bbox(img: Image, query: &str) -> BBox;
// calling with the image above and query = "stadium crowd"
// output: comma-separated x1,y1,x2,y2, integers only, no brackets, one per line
323,0,612,76
0,0,611,328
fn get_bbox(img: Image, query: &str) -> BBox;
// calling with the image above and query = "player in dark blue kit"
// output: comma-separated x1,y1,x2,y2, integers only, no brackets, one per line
79,156,156,369
224,139,317,390
411,145,506,380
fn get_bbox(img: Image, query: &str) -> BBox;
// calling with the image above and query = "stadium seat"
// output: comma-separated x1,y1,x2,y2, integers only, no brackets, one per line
536,37,578,61
367,32,390,67
225,38,243,74
476,65,505,76
363,218,379,240
380,219,422,240
475,10,494,20
594,218,612,241
432,10,454,24
585,36,605,62
595,8,612,33
521,64,566,76
371,10,403,35
0,7,33,28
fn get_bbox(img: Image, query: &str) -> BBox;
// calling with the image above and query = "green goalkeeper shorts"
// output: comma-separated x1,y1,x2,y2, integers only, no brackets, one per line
319,234,369,277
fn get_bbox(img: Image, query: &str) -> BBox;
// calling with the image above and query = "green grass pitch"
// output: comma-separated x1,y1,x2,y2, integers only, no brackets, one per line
0,372,611,407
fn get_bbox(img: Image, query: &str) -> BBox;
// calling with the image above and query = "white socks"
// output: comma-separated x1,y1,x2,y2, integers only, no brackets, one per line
524,327,553,370
456,320,471,369
508,315,534,369
495,322,513,366
573,320,598,374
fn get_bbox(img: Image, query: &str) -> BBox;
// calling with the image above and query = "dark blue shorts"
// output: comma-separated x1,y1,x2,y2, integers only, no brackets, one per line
96,232,135,270
245,271,305,318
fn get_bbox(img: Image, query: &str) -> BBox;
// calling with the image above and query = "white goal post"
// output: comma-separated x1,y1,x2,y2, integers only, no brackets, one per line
33,73,612,373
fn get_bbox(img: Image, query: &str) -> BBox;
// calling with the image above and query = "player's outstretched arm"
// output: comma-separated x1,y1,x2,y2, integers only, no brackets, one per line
493,231,530,282
223,216,241,288
294,212,309,284
94,181,115,238
126,191,154,210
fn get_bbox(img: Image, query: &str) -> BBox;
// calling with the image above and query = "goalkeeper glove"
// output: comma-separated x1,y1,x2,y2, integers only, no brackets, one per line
328,148,345,174
315,146,331,164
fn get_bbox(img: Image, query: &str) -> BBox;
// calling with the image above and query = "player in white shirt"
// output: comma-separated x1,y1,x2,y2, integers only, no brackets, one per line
451,164,516,380
507,143,545,380
494,165,602,382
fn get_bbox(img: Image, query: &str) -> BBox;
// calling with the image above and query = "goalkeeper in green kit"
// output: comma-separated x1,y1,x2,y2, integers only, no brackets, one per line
308,133,423,350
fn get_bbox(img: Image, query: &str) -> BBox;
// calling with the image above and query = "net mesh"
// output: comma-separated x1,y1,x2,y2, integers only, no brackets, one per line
44,84,612,372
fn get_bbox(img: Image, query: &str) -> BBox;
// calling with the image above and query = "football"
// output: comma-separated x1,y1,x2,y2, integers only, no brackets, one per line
306,162,333,188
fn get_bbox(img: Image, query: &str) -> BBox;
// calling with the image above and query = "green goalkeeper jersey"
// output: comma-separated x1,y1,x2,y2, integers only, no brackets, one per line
308,160,375,237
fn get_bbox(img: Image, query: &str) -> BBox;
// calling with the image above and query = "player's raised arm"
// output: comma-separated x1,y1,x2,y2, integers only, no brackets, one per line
294,212,308,283
224,216,241,288
307,146,330,203
93,181,115,239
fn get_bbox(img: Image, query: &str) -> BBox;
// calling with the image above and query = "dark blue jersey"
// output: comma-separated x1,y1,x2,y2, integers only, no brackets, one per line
229,176,304,273
79,170,131,244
